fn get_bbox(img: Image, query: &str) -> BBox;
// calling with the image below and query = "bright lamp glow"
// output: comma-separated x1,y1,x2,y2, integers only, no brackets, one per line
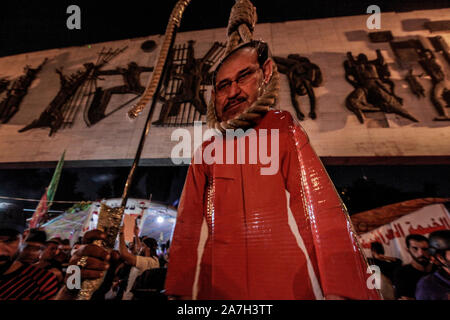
157,216,164,223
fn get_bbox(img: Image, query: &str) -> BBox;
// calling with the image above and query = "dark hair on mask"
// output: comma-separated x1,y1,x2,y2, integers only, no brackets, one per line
370,241,384,255
212,40,269,88
405,234,428,248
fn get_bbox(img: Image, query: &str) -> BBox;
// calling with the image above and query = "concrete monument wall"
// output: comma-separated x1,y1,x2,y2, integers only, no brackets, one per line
0,8,449,167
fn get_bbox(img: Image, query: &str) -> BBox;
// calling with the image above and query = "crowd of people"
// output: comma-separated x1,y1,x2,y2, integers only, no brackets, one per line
1,200,448,300
0,202,169,300
368,232,450,300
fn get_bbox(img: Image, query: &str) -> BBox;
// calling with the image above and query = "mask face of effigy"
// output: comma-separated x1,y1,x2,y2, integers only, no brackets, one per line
213,47,272,122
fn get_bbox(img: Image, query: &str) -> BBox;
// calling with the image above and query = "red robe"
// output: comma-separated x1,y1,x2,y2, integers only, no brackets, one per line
165,110,381,300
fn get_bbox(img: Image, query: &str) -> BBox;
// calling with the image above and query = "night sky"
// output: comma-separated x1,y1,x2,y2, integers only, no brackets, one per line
0,0,449,216
0,165,448,218
1,0,449,57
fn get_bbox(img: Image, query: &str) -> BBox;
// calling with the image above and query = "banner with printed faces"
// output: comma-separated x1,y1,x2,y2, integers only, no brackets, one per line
359,204,450,265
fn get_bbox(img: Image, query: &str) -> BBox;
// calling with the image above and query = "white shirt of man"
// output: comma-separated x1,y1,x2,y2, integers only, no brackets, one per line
122,256,159,300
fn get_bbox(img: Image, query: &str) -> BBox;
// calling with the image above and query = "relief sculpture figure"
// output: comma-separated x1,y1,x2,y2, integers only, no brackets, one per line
344,50,418,123
273,54,323,121
19,63,95,136
404,69,425,99
0,59,47,123
19,47,126,136
86,62,154,126
0,78,9,95
154,41,225,125
417,49,450,121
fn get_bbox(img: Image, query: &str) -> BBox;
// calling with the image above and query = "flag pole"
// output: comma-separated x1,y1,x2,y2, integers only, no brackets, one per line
76,0,192,300
29,150,65,228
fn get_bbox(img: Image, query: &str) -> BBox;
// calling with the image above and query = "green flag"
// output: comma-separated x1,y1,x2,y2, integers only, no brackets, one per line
46,150,65,207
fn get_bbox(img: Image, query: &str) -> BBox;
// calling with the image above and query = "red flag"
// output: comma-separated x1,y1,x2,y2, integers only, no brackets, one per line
29,151,65,228
29,188,48,228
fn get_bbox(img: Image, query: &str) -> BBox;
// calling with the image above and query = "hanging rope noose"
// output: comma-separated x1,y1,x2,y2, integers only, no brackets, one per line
206,0,280,133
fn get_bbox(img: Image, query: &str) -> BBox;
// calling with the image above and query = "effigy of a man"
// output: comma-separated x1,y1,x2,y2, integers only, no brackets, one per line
165,0,381,300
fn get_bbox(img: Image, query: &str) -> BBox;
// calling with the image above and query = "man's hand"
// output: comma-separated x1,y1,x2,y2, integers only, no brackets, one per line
55,230,110,300
70,229,110,280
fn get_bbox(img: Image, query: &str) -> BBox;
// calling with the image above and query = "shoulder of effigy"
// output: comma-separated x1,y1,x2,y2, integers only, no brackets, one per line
260,109,294,128
262,109,309,136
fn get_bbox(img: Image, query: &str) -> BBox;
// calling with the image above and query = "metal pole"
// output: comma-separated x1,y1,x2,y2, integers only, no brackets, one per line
120,31,178,208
